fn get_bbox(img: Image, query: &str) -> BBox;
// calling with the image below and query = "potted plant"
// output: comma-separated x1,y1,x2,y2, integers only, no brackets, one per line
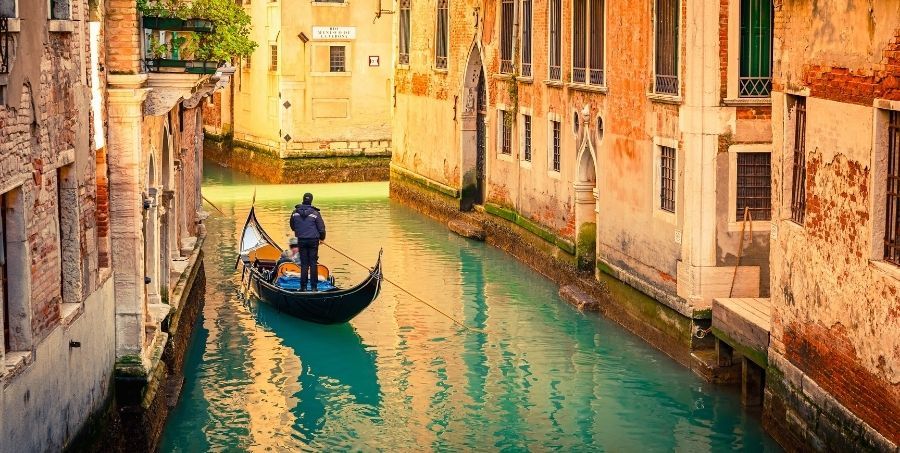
183,34,220,74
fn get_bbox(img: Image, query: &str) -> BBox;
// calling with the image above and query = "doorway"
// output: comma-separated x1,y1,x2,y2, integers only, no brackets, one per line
460,46,486,211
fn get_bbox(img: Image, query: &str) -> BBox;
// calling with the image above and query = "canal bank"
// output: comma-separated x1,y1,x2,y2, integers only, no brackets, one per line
204,137,391,184
159,165,779,450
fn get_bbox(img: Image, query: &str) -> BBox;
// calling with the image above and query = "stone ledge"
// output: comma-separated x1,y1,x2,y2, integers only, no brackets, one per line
559,285,599,311
483,203,576,255
61,302,84,328
448,219,485,240
2,351,34,386
390,163,460,199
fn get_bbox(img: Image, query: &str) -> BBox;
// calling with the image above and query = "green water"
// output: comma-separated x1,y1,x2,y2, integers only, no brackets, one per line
159,162,781,452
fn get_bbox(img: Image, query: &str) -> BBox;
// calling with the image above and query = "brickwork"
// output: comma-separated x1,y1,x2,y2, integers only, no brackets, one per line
768,1,900,448
104,0,142,74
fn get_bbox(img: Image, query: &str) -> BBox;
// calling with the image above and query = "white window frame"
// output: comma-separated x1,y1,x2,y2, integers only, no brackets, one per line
728,144,771,232
652,137,678,224
519,106,533,168
547,112,562,178
870,99,900,278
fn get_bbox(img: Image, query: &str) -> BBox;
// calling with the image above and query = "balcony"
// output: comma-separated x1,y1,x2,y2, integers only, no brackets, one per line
141,7,218,75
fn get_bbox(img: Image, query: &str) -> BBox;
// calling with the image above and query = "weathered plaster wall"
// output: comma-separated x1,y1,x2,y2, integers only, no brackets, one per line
768,0,900,447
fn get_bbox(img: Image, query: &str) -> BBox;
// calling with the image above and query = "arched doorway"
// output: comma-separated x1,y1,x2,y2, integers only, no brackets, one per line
144,153,162,305
574,140,598,271
460,45,486,211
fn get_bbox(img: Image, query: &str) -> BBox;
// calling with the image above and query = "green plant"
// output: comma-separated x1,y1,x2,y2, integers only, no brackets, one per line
148,35,168,59
137,0,257,62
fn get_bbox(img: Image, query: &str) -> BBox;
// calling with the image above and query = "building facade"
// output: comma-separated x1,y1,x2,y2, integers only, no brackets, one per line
391,0,773,354
0,0,117,450
765,1,899,450
229,0,394,157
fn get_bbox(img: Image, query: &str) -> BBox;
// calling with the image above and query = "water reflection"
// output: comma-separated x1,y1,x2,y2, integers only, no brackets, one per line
160,162,781,452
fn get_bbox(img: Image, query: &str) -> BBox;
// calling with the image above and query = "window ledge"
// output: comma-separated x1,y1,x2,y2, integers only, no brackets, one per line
723,97,772,107
727,220,771,233
49,20,76,33
396,64,410,70
517,76,534,84
497,153,515,162
433,67,448,74
312,1,349,6
653,207,677,225
543,80,564,88
567,83,607,94
493,73,515,80
869,260,900,283
547,170,561,180
310,72,352,77
61,302,84,328
5,18,21,33
647,92,682,105
3,351,33,383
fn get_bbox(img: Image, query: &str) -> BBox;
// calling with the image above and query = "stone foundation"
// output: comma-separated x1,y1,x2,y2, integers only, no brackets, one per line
390,174,711,372
205,138,390,184
763,352,897,452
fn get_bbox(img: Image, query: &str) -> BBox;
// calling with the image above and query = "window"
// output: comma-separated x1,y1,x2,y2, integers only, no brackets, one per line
572,0,604,84
0,0,15,18
884,111,900,266
399,0,411,65
551,120,561,171
435,0,448,69
739,0,773,97
789,97,807,224
330,46,345,72
50,0,71,20
1,188,29,355
500,0,514,73
523,114,532,161
243,55,251,70
269,45,278,71
0,0,13,75
548,0,561,80
499,110,512,154
520,0,532,77
660,146,675,213
736,152,771,221
654,0,679,95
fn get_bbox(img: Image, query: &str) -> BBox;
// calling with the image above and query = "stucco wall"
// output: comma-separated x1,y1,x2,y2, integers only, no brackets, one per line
768,0,900,444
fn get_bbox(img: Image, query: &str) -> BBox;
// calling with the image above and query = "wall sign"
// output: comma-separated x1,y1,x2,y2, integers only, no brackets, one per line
312,26,356,40
369,56,380,67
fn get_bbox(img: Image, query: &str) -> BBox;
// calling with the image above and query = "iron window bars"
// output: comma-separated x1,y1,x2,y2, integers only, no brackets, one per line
790,97,807,224
269,45,278,71
885,111,900,266
500,0,514,73
654,0,678,95
330,46,345,72
548,0,561,80
736,152,772,221
552,120,561,171
399,0,411,65
523,115,532,161
660,146,676,213
739,0,773,97
572,0,604,85
435,0,449,69
500,111,512,154
0,15,8,74
520,0,532,77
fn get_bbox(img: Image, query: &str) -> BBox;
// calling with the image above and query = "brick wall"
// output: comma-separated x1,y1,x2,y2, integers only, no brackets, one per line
105,0,142,74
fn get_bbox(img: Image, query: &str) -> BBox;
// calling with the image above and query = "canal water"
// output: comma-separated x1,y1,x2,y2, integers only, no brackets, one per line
159,162,781,452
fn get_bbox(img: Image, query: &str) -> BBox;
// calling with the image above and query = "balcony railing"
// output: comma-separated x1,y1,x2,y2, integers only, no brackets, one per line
143,14,218,75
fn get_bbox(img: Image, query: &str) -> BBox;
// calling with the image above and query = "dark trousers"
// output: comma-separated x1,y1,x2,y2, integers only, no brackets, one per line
298,239,319,290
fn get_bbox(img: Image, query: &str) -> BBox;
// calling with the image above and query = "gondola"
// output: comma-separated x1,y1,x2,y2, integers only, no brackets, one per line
237,206,383,324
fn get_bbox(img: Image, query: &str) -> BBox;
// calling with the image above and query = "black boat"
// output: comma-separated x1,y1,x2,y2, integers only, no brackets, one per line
237,206,383,324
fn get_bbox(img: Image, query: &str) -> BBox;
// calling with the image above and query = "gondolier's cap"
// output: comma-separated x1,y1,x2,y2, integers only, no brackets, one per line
289,237,299,247
302,193,314,205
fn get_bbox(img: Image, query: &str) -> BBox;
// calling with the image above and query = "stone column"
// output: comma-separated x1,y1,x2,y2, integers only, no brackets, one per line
106,74,150,362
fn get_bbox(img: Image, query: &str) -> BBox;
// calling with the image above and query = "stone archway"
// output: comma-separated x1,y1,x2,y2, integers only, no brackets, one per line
460,44,487,211
574,139,598,271
144,153,162,306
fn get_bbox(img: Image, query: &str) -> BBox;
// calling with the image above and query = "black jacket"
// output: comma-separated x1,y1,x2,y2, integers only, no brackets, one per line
290,204,326,240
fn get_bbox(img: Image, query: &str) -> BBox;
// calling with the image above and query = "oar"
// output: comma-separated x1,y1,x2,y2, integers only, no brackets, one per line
202,194,225,215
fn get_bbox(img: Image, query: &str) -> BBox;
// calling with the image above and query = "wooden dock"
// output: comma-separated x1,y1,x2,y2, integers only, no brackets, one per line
711,297,771,367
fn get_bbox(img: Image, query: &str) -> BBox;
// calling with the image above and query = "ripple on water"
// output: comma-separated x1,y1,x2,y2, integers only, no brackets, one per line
159,175,781,452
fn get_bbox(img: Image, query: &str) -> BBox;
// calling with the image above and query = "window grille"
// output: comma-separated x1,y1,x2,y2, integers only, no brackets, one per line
51,0,71,20
572,0,586,83
548,0,561,80
660,146,675,213
243,56,251,70
739,0,772,97
269,45,278,71
589,0,604,85
885,111,900,266
0,15,8,74
520,0,532,77
399,0,411,65
790,98,807,224
736,152,771,221
435,0,449,69
551,120,561,171
500,0,514,73
330,46,345,72
523,115,532,161
654,0,678,95
500,110,512,154
1,193,8,353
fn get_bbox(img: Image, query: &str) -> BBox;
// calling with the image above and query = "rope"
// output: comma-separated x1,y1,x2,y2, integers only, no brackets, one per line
729,207,754,298
318,241,485,333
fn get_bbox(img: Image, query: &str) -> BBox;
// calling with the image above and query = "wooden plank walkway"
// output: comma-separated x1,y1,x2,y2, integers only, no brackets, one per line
712,297,772,366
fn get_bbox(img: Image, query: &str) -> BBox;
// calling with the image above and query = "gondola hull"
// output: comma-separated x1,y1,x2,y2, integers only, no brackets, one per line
238,206,382,324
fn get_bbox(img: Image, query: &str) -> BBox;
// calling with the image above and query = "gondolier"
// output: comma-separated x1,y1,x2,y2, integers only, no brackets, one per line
290,192,326,291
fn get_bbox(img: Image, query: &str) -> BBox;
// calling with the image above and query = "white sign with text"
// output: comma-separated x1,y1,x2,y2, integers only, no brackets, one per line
312,26,357,40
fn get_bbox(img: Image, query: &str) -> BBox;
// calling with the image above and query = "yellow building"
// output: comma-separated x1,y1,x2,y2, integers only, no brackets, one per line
231,0,394,157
